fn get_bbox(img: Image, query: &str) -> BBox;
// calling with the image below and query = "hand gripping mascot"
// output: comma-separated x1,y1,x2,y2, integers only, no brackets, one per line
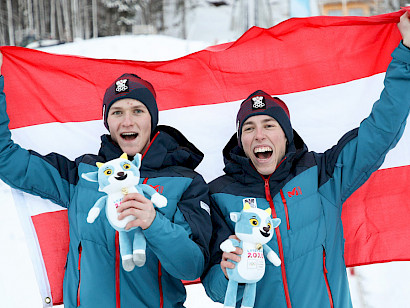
82,153,167,271
220,202,281,308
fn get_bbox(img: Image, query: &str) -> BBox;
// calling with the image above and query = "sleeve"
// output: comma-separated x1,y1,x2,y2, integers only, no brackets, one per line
319,42,410,206
0,76,77,207
142,174,212,280
200,196,233,303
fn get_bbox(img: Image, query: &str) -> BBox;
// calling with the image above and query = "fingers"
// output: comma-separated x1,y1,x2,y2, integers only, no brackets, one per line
229,234,240,241
117,193,156,230
220,247,243,279
398,11,410,48
124,213,156,231
118,193,151,213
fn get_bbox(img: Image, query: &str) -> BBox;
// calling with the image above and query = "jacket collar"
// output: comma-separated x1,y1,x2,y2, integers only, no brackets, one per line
222,129,307,186
98,125,204,171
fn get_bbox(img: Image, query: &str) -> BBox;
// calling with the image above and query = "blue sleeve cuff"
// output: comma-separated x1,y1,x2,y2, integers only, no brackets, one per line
392,42,410,64
143,210,165,239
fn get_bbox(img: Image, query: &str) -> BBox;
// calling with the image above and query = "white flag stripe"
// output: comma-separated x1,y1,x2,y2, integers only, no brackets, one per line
11,72,408,191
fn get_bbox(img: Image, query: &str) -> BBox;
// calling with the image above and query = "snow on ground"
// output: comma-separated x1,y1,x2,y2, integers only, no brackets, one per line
1,3,410,307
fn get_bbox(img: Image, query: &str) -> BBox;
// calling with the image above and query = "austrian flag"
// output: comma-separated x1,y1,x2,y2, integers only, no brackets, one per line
1,8,410,306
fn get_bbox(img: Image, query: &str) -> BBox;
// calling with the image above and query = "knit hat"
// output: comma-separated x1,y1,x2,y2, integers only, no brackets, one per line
236,90,293,148
102,73,158,132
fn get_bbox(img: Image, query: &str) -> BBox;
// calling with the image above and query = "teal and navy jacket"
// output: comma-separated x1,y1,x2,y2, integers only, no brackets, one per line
202,43,410,308
0,77,212,308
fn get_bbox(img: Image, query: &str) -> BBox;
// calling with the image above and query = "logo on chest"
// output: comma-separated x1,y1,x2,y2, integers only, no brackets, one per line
287,186,302,198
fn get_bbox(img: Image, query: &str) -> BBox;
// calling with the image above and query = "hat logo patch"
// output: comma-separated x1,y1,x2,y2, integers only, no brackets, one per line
252,96,265,110
115,79,129,93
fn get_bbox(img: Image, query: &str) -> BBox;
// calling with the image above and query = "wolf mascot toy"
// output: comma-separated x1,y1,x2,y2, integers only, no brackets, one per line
220,202,281,308
82,153,167,271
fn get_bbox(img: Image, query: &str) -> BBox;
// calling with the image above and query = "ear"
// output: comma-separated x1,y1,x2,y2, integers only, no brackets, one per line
271,218,281,228
120,153,128,160
133,153,142,168
82,172,99,182
243,202,251,211
230,212,240,223
265,207,272,216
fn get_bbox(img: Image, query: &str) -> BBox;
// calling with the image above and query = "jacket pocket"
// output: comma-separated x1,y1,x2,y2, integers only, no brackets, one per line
280,189,291,230
322,247,334,308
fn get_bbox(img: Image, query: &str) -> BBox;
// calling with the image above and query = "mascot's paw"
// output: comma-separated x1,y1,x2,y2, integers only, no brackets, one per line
151,193,167,208
220,239,236,253
133,249,146,267
267,251,281,266
87,207,101,223
122,255,135,272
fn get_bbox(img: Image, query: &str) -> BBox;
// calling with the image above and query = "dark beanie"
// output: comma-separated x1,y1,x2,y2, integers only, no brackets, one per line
236,90,293,148
102,73,158,132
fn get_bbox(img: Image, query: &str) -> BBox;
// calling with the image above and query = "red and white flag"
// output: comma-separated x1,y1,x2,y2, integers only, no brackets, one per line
1,8,409,306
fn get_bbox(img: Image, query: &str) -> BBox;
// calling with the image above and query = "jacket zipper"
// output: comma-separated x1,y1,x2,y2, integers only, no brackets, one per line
115,232,121,308
279,189,290,230
77,244,82,307
264,179,292,308
158,261,164,308
323,249,334,308
142,177,164,308
112,149,156,308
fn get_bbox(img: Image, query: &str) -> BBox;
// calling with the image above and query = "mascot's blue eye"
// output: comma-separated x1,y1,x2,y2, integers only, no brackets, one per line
123,163,131,170
104,169,112,176
249,218,259,226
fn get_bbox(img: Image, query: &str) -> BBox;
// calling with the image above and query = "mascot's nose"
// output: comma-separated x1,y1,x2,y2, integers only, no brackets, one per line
115,172,128,181
263,226,270,232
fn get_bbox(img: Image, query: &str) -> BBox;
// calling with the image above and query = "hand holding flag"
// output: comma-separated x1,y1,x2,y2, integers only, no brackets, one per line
398,11,410,47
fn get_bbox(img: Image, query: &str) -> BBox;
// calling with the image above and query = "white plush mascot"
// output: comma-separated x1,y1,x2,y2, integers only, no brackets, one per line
220,202,281,308
82,153,167,271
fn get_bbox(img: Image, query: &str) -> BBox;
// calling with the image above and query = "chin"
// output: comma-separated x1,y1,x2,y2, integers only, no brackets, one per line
120,146,140,157
255,163,276,176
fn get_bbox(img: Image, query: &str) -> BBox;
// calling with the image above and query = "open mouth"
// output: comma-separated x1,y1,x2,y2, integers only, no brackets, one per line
260,230,270,237
115,174,127,181
121,132,138,141
254,146,273,160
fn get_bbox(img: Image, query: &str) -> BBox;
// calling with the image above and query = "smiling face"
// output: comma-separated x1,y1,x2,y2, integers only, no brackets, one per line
107,98,151,157
241,115,287,176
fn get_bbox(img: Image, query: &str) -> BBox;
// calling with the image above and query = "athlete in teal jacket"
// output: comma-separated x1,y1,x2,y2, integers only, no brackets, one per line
0,71,211,307
202,15,410,308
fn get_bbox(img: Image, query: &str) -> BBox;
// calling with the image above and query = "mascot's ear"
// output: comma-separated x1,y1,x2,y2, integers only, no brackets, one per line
133,153,142,168
243,202,251,211
230,212,241,223
82,172,99,182
271,218,281,228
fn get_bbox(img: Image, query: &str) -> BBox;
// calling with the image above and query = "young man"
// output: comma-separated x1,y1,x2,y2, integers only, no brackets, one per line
0,68,212,307
202,12,410,308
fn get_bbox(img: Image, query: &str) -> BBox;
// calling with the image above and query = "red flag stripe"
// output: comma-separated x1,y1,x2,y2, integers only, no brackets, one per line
0,11,404,129
343,165,410,266
31,210,69,305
